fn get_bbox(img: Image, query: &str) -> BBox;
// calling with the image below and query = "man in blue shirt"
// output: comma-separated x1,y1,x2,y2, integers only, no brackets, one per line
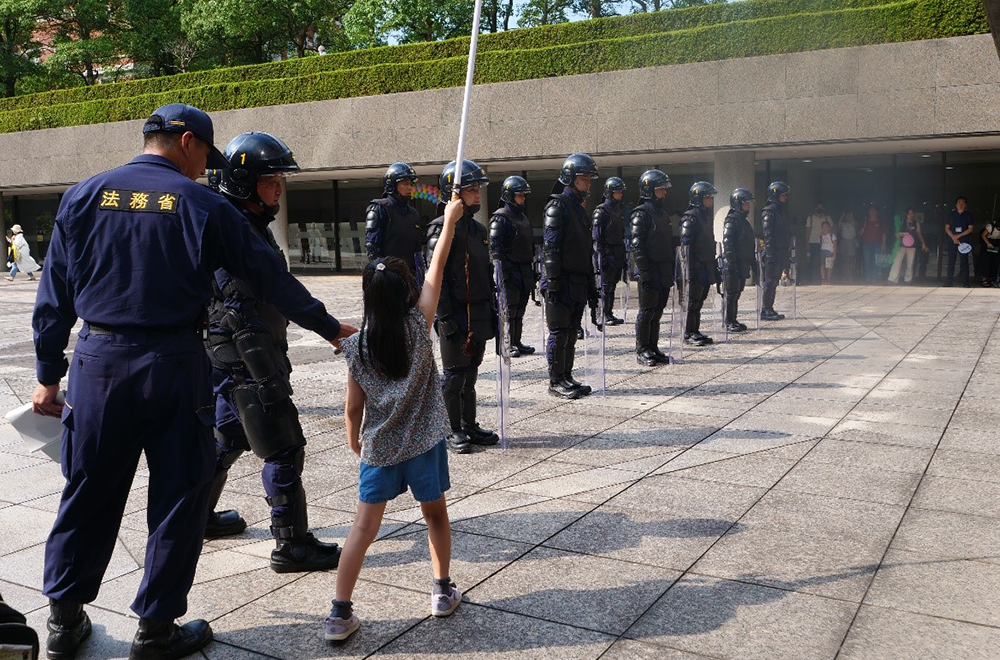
944,196,974,287
31,103,357,660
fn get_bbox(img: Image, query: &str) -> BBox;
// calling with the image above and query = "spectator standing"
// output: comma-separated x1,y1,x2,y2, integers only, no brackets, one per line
860,206,886,283
6,225,39,281
979,219,1000,287
804,203,832,283
819,221,837,285
888,207,927,285
944,196,974,287
838,210,857,282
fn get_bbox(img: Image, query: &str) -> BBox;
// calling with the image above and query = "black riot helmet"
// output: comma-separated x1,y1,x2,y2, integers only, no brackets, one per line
500,175,531,206
767,181,790,203
219,132,299,214
637,169,671,200
557,153,599,186
206,169,222,192
689,181,718,206
730,188,755,211
603,177,626,200
383,162,418,196
439,159,489,198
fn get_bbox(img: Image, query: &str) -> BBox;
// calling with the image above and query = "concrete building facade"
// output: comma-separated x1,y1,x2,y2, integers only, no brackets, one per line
3,33,1000,279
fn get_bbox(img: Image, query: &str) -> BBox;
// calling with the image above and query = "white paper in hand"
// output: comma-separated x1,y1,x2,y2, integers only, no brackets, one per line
5,391,66,463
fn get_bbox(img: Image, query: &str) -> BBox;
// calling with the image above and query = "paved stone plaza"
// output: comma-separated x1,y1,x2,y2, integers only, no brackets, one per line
1,275,999,659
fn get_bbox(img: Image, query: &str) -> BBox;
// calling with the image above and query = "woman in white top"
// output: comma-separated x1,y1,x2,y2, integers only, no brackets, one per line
6,225,39,281
980,219,1000,286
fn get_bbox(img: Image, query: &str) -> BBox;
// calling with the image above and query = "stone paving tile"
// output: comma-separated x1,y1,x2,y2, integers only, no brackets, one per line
891,507,1000,565
911,474,1000,519
547,435,685,469
864,548,1000,628
599,639,705,659
211,571,425,659
925,448,1000,483
0,503,56,557
803,438,934,474
545,504,739,572
203,641,282,659
469,546,678,636
669,451,800,489
372,602,615,658
773,459,923,506
450,497,594,545
606,474,764,520
626,574,857,660
693,490,903,602
0,578,48,614
936,427,1000,455
839,605,1000,660
505,466,642,499
827,419,943,448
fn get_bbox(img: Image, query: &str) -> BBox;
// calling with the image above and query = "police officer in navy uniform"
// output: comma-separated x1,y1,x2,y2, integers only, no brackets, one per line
489,176,536,358
365,162,424,275
760,181,791,320
543,153,599,399
427,160,499,454
31,104,357,660
202,131,343,574
679,181,718,346
592,177,627,327
722,188,756,333
631,169,674,367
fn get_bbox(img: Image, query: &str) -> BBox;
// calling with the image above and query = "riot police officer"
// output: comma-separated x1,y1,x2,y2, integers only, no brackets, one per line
31,104,356,660
631,169,674,367
365,162,423,275
680,182,718,346
592,177,627,327
203,132,343,575
722,188,756,333
427,160,499,453
490,176,536,357
760,181,791,321
543,153,600,399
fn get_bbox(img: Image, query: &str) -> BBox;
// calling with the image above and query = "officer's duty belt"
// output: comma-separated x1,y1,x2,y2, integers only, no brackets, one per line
85,322,201,340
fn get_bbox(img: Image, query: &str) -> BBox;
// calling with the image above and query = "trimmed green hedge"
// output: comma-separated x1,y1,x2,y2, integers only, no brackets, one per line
0,0,897,113
0,0,988,133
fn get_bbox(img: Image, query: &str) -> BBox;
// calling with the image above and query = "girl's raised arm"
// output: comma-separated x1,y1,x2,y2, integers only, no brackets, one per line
419,198,464,329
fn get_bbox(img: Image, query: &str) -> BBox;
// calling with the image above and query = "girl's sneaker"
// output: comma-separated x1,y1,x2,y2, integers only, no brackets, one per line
431,582,462,617
324,613,360,641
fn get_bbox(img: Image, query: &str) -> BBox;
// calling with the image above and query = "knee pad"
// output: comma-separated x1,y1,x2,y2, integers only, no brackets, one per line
233,387,306,461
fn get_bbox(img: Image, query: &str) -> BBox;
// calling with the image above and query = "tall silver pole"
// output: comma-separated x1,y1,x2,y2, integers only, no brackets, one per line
452,0,484,198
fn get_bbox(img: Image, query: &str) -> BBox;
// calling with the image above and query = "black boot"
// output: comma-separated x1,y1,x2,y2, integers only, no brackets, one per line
461,387,499,446
564,375,592,397
269,486,341,573
590,307,603,331
46,600,91,660
606,314,624,326
726,321,746,333
760,308,785,321
651,347,672,364
0,590,38,660
637,349,659,367
514,342,535,355
447,430,472,454
576,326,584,340
549,378,582,399
693,331,714,345
684,333,711,347
128,618,212,660
203,468,246,539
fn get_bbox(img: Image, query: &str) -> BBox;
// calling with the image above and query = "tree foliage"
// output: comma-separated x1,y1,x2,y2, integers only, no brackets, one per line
0,0,48,96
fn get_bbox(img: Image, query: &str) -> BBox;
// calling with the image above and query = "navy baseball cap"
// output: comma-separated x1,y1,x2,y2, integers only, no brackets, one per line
143,103,228,169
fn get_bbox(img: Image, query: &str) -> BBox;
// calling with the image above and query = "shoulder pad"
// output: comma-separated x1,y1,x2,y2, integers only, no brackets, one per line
544,202,563,223
592,205,609,222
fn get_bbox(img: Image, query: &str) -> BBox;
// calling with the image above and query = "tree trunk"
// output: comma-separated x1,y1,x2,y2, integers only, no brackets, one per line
503,0,514,30
590,0,600,18
4,77,15,97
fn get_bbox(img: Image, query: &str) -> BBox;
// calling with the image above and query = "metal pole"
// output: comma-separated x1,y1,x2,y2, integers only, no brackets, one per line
453,0,484,197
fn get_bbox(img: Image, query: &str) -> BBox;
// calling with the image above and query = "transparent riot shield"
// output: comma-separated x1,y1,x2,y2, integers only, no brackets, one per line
669,245,689,364
717,241,729,344
535,245,546,348
588,252,607,396
790,237,798,321
755,242,763,331
621,266,630,323
493,261,511,450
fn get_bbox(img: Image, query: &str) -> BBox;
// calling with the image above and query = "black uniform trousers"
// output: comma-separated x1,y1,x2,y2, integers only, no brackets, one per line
44,326,214,621
440,332,487,431
724,267,747,324
502,264,532,346
545,282,586,380
762,253,790,310
686,279,711,336
946,242,971,286
635,261,672,352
